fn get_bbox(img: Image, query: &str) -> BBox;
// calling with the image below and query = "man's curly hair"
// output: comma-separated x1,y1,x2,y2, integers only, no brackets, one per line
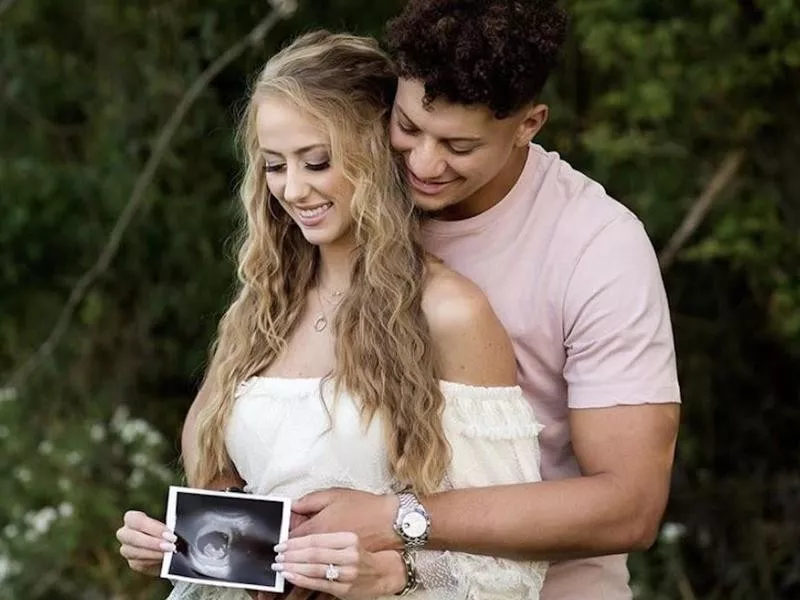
386,0,568,118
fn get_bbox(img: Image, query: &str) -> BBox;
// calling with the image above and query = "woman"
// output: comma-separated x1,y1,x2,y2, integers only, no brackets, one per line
116,31,546,599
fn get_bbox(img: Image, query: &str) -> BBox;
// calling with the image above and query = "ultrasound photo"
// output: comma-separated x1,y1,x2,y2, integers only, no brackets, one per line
160,486,291,593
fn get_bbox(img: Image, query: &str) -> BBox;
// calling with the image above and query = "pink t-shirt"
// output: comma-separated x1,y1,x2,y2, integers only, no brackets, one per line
422,144,681,600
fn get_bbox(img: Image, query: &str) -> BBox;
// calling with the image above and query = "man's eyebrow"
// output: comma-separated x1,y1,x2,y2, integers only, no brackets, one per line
396,106,482,144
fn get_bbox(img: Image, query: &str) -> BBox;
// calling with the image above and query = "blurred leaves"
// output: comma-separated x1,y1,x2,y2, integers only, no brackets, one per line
537,1,800,598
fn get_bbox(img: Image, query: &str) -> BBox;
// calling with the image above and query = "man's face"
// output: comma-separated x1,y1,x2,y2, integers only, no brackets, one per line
390,78,528,219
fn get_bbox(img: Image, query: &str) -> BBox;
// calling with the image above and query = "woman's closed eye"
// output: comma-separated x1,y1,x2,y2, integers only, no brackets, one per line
305,160,330,172
265,161,329,173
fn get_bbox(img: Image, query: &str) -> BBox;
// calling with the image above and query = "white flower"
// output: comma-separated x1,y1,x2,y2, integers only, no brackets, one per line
149,464,175,483
24,507,58,539
0,554,9,583
58,477,72,492
15,468,31,484
38,441,54,455
131,452,148,468
3,524,19,540
128,469,145,488
65,451,82,466
0,553,20,584
89,423,106,442
58,503,74,518
116,416,163,446
660,522,687,544
144,428,163,447
0,387,16,403
0,425,10,439
111,405,131,433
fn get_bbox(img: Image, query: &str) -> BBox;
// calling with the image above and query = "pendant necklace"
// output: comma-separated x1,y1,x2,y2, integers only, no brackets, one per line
313,286,344,333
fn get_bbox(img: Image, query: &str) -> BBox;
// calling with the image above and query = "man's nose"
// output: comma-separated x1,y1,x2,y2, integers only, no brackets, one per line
407,140,447,180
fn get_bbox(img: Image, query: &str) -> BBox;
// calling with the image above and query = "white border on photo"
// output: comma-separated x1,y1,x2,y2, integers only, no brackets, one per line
160,485,292,593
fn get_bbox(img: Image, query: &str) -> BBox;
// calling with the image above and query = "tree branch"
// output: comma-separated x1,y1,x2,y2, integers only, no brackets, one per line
6,5,295,390
658,149,746,271
0,0,20,21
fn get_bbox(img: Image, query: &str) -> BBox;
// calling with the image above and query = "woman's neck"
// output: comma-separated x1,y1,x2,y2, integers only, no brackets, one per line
316,238,355,292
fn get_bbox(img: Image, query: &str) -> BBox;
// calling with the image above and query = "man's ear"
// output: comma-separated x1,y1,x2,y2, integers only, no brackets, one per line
514,104,549,147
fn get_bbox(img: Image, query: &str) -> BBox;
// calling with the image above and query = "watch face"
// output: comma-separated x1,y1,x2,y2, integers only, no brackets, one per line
402,511,428,539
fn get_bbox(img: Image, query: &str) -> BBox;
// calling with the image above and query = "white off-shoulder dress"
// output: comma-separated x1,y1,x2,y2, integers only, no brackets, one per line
166,377,547,600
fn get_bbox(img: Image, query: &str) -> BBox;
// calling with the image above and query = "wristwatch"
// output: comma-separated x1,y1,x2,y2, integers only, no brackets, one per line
393,491,431,549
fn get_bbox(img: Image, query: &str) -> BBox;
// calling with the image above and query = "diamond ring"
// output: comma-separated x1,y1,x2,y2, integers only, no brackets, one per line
325,563,340,581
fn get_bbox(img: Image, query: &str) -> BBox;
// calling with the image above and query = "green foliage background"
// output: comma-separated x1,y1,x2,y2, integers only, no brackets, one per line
1,1,798,598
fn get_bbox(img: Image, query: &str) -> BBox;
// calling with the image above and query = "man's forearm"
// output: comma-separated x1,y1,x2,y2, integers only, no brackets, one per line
421,474,664,561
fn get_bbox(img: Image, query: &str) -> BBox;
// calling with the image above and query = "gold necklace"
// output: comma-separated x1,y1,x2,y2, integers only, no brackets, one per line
313,287,344,333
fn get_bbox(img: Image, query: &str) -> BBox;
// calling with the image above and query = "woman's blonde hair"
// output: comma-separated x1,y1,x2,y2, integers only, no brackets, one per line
189,31,450,495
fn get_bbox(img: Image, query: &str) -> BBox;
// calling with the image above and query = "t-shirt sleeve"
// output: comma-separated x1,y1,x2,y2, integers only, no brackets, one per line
562,212,681,409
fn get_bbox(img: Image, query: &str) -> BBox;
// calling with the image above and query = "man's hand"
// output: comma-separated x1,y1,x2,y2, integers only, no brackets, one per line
291,489,400,552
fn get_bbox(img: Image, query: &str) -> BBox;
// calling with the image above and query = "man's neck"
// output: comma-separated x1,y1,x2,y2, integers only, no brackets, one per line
437,145,530,221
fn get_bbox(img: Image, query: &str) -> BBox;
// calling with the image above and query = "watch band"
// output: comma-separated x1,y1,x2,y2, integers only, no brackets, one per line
394,549,419,596
393,491,431,549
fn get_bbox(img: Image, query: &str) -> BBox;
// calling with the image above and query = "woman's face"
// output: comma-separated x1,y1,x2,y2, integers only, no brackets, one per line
256,96,356,247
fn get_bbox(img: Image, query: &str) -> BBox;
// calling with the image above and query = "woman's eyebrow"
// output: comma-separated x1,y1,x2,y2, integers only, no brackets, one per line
259,144,329,157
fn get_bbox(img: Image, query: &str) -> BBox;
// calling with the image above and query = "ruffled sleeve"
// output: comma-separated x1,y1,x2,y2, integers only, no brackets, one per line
412,383,547,600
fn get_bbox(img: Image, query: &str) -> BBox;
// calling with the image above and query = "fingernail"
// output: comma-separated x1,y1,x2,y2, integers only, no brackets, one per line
283,572,295,581
274,543,286,552
275,553,285,562
271,563,284,572
162,531,178,543
160,542,176,552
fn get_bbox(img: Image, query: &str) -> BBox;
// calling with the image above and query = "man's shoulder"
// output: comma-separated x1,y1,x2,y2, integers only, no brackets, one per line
528,144,643,254
531,143,634,223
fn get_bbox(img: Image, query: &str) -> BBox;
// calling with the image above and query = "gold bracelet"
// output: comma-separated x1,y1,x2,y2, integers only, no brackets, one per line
395,549,419,596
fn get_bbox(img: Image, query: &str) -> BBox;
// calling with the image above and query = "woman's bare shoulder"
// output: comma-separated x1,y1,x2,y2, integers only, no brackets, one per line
422,260,517,386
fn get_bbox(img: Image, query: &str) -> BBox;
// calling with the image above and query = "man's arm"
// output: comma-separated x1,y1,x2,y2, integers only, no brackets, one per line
292,402,678,559
422,402,678,559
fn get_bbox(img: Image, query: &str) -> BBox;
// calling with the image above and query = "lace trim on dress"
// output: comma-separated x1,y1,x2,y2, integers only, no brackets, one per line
442,384,545,439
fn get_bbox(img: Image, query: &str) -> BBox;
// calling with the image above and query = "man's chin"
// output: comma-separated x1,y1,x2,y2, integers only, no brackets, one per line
410,191,454,214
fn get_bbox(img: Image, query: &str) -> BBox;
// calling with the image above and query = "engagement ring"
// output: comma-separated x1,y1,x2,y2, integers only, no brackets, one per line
325,563,340,581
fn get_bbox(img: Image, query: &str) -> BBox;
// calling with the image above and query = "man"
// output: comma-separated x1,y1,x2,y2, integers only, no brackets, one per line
289,1,681,598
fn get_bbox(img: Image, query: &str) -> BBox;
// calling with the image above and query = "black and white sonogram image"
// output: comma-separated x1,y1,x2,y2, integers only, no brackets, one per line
160,486,291,593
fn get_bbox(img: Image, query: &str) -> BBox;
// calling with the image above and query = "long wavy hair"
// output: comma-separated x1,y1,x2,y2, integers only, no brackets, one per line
188,31,450,495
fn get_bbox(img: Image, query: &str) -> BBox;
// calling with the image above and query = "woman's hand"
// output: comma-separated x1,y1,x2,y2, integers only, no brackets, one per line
116,510,177,576
272,532,407,599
